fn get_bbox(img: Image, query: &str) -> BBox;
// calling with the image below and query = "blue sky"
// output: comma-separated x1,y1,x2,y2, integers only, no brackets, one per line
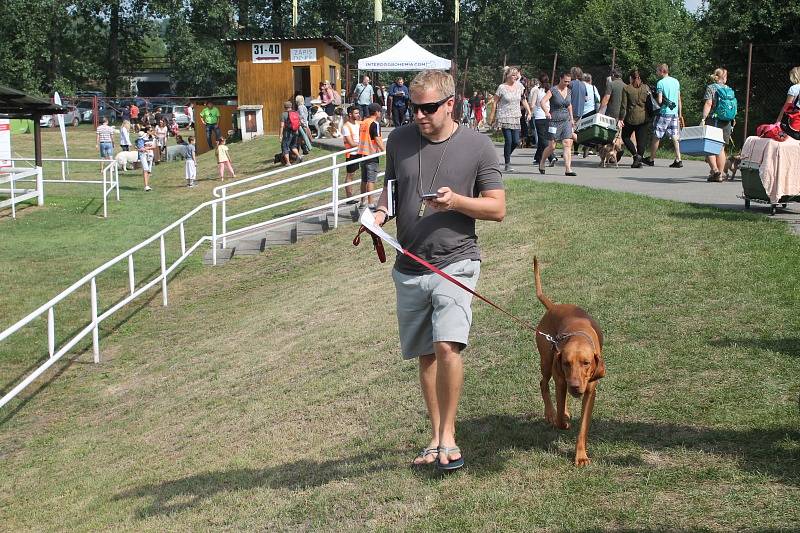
684,0,702,12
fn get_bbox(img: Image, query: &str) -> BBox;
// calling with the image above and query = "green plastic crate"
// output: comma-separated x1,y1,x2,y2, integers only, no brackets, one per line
576,124,617,145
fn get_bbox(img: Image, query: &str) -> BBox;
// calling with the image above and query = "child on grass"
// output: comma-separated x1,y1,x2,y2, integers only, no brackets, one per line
215,137,235,180
185,136,197,187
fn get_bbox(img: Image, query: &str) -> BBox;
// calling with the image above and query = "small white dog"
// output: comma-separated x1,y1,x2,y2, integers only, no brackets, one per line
309,105,332,139
115,151,139,171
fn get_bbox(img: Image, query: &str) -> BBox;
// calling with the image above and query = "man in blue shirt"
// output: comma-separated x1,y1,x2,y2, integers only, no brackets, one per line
645,63,684,168
388,76,410,127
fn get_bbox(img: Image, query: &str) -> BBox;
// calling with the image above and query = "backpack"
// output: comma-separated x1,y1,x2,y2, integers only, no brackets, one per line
712,84,737,121
287,110,300,132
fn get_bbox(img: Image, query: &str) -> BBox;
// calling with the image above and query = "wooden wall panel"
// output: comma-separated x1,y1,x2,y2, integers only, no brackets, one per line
233,40,343,134
193,104,238,156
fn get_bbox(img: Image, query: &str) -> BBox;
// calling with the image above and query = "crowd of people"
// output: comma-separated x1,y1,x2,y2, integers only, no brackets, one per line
476,63,743,180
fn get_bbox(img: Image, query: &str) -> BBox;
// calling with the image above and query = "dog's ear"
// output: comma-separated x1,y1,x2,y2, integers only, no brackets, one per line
589,352,606,382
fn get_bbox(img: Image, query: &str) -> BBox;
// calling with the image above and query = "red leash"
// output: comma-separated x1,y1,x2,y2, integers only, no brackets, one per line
354,226,535,332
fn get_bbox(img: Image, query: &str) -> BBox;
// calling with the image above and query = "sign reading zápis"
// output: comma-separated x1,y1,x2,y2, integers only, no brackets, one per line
252,43,281,63
290,48,317,62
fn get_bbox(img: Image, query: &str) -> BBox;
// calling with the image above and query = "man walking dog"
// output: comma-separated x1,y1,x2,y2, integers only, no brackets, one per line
372,70,505,471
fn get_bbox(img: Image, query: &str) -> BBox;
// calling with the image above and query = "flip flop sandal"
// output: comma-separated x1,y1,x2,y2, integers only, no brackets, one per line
436,446,465,471
411,446,439,467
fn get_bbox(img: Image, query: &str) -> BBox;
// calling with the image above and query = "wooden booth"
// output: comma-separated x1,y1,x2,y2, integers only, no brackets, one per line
191,96,238,156
227,36,352,135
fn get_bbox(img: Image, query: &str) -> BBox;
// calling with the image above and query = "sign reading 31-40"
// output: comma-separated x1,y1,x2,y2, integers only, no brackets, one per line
252,43,281,63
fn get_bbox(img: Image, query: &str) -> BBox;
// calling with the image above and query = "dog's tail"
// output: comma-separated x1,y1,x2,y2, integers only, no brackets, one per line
533,256,555,310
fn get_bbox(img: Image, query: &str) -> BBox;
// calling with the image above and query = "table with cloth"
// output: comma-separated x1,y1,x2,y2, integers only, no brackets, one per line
740,136,800,208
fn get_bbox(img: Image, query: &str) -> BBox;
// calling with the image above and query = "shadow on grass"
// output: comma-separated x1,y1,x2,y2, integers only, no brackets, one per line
0,264,187,426
114,449,403,518
668,208,767,222
709,336,800,358
116,416,799,519
456,415,799,486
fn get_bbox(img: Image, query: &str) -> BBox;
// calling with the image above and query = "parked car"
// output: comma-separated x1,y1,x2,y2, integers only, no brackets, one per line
40,107,81,127
166,105,191,127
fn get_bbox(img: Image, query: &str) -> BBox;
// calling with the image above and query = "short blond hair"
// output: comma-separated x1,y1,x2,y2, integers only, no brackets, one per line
658,63,670,75
710,68,727,83
790,66,800,85
409,70,455,99
295,94,304,106
503,66,519,81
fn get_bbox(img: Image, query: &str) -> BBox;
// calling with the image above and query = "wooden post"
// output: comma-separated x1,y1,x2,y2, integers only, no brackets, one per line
551,52,558,85
611,48,617,71
743,42,753,145
345,21,351,97
452,21,459,85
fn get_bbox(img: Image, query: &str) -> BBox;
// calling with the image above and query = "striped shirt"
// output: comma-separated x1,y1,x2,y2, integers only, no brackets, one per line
97,125,114,144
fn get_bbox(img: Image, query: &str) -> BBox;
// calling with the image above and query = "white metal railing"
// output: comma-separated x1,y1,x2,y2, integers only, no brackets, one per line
213,146,387,248
9,158,120,218
0,147,387,410
0,167,42,218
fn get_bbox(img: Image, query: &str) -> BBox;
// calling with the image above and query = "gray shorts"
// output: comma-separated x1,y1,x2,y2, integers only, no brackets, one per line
360,157,378,183
392,259,481,359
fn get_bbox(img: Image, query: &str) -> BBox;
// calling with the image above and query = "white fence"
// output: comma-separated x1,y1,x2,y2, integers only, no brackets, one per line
0,167,43,218
0,146,387,410
8,158,120,218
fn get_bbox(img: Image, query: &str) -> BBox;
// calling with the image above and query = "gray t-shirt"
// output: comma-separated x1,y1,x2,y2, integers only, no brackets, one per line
184,142,195,159
604,77,626,119
385,123,503,274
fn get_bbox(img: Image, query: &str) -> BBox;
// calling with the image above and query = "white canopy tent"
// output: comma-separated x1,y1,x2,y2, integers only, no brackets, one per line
357,35,451,71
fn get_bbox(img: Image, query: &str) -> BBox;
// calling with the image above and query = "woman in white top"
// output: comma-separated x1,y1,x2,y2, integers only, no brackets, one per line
530,73,557,166
776,66,800,140
119,120,131,152
581,73,601,158
488,66,532,172
155,120,168,161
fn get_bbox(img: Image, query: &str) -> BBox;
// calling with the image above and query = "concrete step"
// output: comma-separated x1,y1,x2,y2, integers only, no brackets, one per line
233,237,265,255
296,215,329,238
264,226,297,246
207,205,364,266
202,246,235,265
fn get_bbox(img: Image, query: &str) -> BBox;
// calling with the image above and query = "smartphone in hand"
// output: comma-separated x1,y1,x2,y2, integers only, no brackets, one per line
421,193,439,200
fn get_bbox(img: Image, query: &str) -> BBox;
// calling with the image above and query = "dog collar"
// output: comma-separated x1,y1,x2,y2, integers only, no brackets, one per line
537,330,596,351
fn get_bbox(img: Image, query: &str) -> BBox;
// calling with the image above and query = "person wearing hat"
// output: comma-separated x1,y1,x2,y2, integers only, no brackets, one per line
136,129,153,191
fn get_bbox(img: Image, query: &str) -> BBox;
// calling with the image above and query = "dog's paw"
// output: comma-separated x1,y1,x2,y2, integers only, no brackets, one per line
574,453,591,467
556,416,571,430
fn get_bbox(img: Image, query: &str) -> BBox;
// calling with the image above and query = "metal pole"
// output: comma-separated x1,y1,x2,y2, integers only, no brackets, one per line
331,154,339,229
345,21,351,97
128,255,135,295
743,42,753,145
221,188,227,249
211,203,218,266
102,166,108,218
551,52,558,85
159,235,168,306
90,277,100,363
179,222,186,255
47,307,55,358
611,48,616,71
33,118,44,206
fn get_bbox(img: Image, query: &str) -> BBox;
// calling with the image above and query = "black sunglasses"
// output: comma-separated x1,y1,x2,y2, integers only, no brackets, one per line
409,95,454,115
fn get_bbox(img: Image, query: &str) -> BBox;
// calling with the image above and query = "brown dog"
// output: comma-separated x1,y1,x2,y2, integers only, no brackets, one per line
533,257,606,466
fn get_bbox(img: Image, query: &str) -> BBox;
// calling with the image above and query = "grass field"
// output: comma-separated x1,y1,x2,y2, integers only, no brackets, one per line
1,166,799,530
1,126,347,368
